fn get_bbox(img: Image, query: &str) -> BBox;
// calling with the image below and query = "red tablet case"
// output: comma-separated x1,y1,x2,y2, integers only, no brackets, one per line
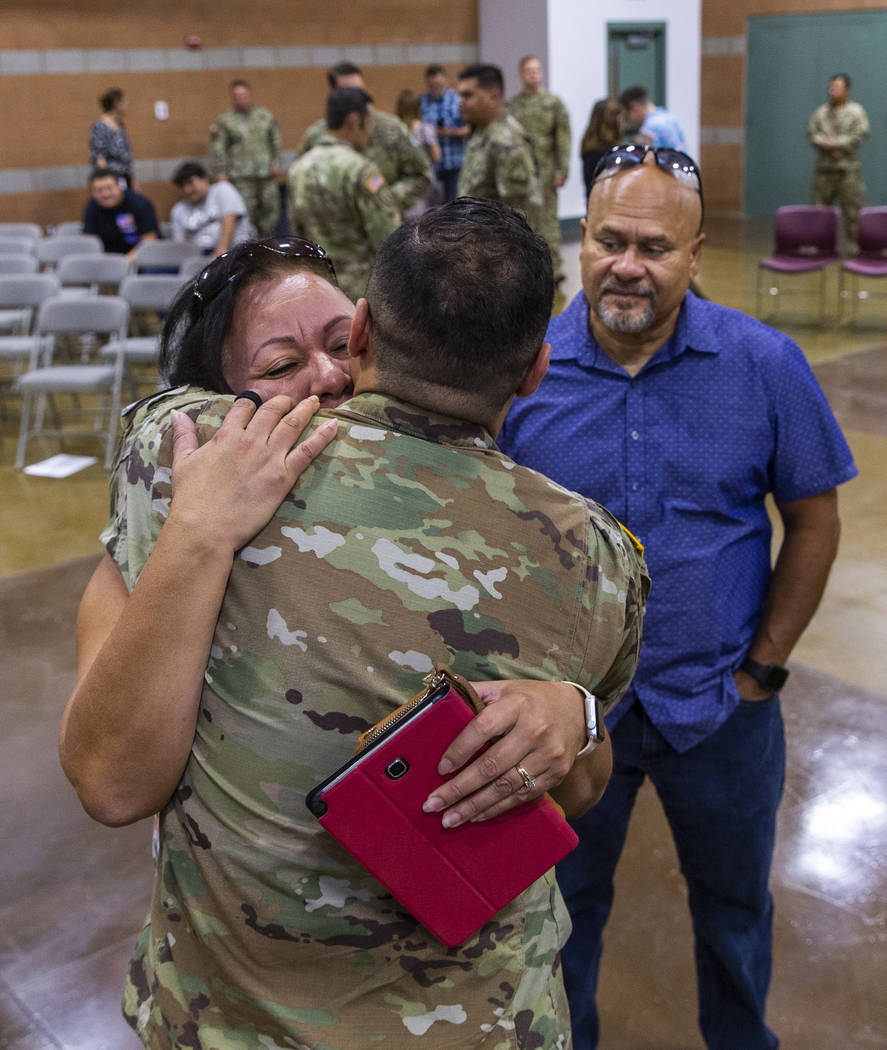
305,681,579,946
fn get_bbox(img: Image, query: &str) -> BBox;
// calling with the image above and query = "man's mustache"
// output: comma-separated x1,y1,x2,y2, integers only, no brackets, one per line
599,280,655,300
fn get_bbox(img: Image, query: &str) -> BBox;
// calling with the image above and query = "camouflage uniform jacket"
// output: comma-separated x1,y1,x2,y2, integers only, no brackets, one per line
287,135,400,302
210,105,283,179
105,387,648,1050
457,113,542,223
299,110,432,212
807,100,869,171
506,90,571,182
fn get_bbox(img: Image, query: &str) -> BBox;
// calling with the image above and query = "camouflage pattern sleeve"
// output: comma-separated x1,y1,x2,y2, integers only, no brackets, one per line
554,94,571,178
494,119,542,218
268,113,283,169
209,114,230,176
101,388,233,590
354,161,402,251
298,119,327,156
367,111,433,212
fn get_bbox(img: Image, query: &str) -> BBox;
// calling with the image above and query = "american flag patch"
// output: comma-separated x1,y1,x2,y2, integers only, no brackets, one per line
365,174,385,193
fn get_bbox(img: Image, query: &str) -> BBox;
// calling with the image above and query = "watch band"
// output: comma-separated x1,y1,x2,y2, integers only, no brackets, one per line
739,657,789,692
565,682,605,757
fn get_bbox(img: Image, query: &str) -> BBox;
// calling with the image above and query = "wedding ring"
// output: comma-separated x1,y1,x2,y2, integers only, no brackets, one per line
515,765,536,791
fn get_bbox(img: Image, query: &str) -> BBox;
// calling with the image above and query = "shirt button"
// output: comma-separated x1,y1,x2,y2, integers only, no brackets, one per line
632,482,640,491
631,430,639,440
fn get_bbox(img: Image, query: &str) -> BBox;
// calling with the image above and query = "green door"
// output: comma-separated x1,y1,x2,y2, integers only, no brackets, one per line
745,11,886,216
608,23,666,114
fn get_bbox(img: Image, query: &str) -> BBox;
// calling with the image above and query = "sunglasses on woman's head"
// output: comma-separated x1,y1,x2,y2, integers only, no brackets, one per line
192,237,338,312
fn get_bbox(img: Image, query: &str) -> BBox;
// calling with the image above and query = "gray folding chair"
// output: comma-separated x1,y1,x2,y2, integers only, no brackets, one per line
178,253,209,282
0,274,62,380
57,252,131,296
15,295,129,469
132,240,201,273
35,235,103,271
0,222,42,240
101,274,185,396
0,256,40,332
0,237,37,256
53,221,85,238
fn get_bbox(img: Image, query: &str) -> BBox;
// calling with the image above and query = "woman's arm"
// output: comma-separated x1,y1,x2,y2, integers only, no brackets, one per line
59,395,337,826
422,680,613,826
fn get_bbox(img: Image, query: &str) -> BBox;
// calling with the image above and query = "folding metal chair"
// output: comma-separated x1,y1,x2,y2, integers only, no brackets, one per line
756,205,839,322
56,252,132,296
15,295,129,469
178,253,209,282
0,237,37,256
0,257,40,333
0,222,42,240
35,235,103,271
839,207,887,325
52,221,85,238
132,240,201,273
0,273,62,379
101,274,186,395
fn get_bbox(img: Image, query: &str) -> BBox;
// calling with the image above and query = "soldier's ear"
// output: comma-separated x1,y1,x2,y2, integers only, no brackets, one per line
347,298,372,360
515,342,551,399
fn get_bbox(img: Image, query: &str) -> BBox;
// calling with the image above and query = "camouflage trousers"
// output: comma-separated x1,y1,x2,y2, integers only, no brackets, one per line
232,176,280,237
812,166,864,246
537,169,564,283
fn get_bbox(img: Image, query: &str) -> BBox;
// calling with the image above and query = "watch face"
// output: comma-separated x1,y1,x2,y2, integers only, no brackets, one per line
765,665,789,691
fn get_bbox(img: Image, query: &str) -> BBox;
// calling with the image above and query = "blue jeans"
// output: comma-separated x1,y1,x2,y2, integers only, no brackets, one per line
557,697,785,1050
438,168,461,202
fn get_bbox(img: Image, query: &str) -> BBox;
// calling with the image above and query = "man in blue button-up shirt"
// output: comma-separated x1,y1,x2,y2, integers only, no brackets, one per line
420,64,468,202
500,150,857,1050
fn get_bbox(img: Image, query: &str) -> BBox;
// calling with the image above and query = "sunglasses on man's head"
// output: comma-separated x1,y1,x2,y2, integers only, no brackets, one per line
192,237,337,312
590,145,703,218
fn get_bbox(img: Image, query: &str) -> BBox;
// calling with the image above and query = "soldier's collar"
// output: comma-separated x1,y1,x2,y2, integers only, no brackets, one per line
331,392,497,450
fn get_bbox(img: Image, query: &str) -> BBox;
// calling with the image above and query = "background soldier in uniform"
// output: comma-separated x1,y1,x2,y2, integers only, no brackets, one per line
299,61,431,214
457,63,541,229
288,87,400,302
210,79,283,237
508,55,571,284
808,73,869,247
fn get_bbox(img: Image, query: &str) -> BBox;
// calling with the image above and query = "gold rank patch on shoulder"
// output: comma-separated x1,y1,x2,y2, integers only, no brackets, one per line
365,174,385,194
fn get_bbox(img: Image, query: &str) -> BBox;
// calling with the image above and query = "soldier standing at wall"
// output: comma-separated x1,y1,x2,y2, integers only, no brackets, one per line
457,63,541,230
508,55,571,284
807,73,869,247
298,62,431,215
288,88,400,302
211,79,283,237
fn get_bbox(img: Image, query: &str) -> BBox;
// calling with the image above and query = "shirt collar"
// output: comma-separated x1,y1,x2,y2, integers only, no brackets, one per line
553,290,722,374
333,391,497,451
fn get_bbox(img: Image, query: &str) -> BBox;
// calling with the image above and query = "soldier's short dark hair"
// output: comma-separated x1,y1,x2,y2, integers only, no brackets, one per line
172,161,208,187
619,84,649,108
365,198,553,416
425,63,445,78
159,238,339,393
327,61,363,89
326,87,373,131
230,78,250,91
518,54,540,71
89,167,119,185
830,72,851,89
458,63,504,94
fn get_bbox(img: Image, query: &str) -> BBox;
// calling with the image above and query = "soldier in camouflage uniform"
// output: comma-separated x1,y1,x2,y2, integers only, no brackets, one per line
210,79,283,236
457,64,542,232
68,200,647,1049
807,73,869,246
288,88,401,303
508,56,571,283
299,61,431,214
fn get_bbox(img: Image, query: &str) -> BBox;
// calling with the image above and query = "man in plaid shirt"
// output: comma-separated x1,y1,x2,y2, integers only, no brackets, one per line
420,64,468,201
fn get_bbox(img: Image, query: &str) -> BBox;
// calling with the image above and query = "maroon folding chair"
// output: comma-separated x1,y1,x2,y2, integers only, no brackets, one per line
838,207,887,325
756,205,839,323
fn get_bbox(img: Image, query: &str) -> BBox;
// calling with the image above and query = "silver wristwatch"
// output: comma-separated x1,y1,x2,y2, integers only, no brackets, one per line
566,682,605,756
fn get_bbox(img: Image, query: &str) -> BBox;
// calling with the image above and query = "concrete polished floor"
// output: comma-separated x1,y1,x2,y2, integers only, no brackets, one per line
1,217,885,1048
